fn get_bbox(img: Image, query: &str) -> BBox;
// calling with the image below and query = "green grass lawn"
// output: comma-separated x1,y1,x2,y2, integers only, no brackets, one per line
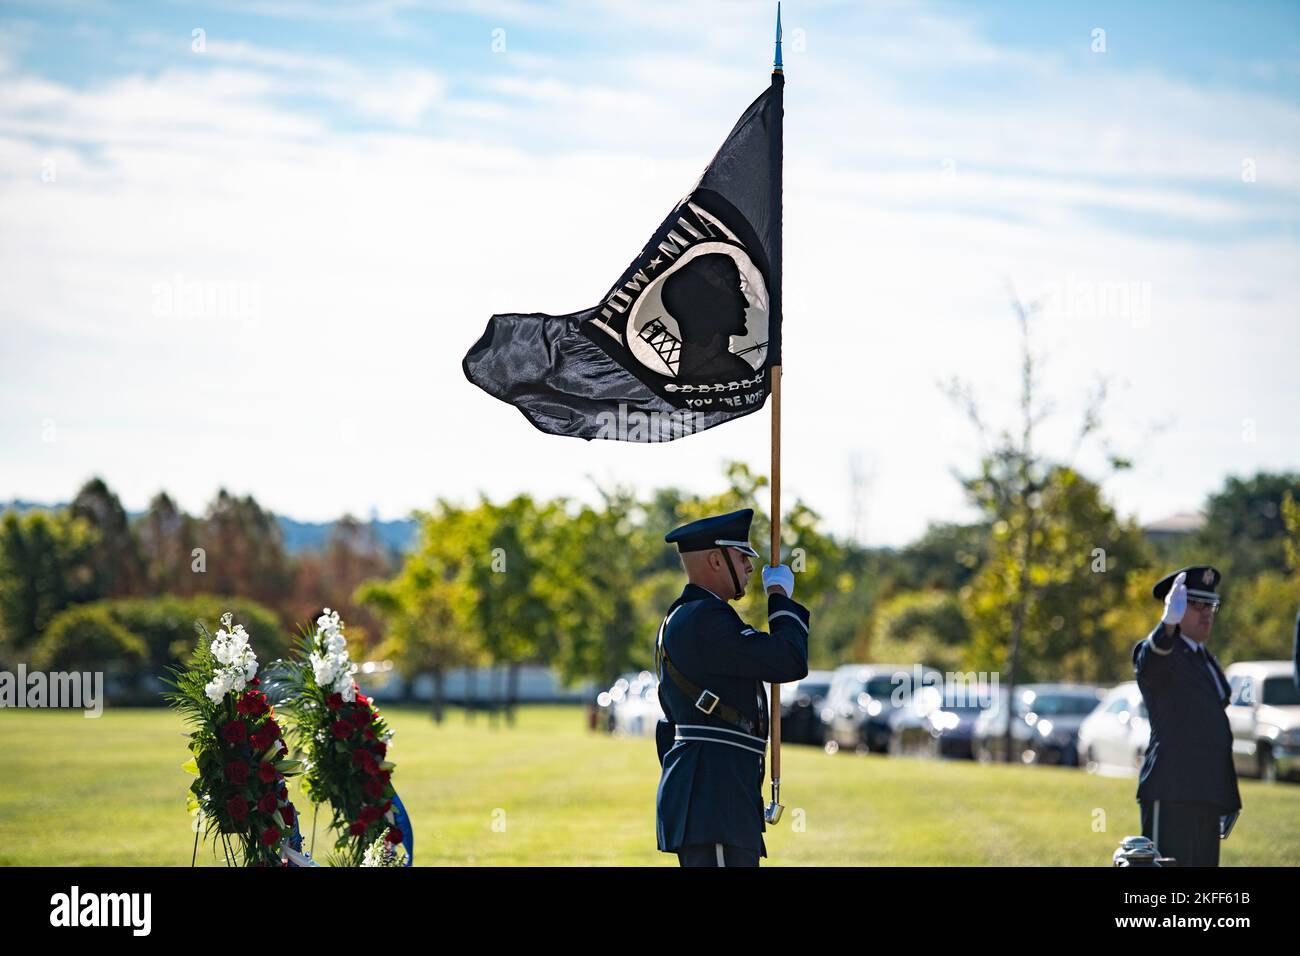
1,704,1297,866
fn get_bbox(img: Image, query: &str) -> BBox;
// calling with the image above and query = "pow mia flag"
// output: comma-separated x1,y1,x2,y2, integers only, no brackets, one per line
463,71,783,442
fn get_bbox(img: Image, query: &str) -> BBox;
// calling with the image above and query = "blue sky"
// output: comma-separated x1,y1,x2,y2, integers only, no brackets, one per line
1,1,1298,546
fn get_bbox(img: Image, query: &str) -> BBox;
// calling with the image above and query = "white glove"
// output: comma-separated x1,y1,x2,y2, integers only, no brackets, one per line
1162,571,1187,626
762,563,795,599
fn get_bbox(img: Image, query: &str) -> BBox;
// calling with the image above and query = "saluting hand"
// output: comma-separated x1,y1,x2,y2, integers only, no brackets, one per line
762,563,795,599
1162,570,1187,630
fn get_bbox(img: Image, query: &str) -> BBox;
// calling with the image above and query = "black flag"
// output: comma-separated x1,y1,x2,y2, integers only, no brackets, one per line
463,72,783,442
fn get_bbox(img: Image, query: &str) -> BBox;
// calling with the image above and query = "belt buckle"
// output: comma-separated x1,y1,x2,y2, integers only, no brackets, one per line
695,690,720,715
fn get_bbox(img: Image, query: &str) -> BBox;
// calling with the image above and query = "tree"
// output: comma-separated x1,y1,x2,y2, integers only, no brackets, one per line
538,485,666,688
1199,487,1298,665
450,496,554,723
946,292,1146,757
136,492,203,596
31,603,148,678
806,543,885,670
0,509,98,658
70,477,144,597
866,590,971,673
964,466,1150,683
357,461,846,723
290,515,394,654
891,522,989,594
1282,491,1300,574
357,502,486,724
1196,472,1300,581
1215,572,1299,664
358,497,550,725
199,490,292,617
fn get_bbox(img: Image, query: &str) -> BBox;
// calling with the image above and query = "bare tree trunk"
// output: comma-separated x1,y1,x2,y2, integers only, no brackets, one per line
1002,562,1029,762
1002,506,1036,763
430,667,445,724
506,661,519,727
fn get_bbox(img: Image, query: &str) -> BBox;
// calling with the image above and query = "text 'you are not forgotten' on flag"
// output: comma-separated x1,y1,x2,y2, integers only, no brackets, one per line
462,71,783,443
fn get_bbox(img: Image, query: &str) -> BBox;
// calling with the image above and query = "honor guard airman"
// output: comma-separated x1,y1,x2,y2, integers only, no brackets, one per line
654,508,810,867
1292,603,1299,692
1133,566,1241,866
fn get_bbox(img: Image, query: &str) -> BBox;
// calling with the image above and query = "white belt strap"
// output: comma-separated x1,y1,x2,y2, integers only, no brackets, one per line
674,723,767,755
675,723,766,742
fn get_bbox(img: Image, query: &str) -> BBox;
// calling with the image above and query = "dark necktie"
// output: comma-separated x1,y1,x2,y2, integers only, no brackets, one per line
1196,646,1221,696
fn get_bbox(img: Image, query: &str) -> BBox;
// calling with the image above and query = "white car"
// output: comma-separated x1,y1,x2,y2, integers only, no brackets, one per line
1077,682,1149,776
1225,660,1300,782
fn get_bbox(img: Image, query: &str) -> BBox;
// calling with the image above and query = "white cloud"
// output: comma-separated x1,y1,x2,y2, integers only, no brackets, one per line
1,8,1297,546
126,33,446,128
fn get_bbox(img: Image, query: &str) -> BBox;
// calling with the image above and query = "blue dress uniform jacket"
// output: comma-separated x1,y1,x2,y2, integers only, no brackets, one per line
1132,621,1241,812
1292,608,1299,691
655,583,810,857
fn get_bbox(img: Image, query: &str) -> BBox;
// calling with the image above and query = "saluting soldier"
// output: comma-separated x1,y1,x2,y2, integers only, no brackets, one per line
654,508,810,867
1133,566,1241,866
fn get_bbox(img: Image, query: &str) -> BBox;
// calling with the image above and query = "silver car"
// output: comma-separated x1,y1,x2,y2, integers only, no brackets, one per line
1225,660,1300,782
1077,681,1149,776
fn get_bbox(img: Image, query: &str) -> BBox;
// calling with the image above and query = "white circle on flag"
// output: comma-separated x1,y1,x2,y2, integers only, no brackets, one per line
626,241,768,379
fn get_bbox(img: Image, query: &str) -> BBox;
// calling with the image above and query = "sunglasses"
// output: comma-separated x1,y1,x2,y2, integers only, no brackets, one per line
1187,600,1219,615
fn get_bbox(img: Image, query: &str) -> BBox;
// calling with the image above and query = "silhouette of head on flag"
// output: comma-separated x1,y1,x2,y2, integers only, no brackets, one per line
662,253,754,383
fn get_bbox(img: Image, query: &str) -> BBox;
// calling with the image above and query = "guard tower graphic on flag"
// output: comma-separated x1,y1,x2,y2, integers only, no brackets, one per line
638,317,682,376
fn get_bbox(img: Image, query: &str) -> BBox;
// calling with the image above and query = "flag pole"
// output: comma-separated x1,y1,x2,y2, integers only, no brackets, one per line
764,1,786,828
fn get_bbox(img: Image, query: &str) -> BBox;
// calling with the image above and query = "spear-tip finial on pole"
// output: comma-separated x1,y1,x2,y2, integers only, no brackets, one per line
773,2,783,73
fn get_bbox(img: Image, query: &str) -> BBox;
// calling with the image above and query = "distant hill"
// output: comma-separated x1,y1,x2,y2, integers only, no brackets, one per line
0,499,419,555
277,514,418,554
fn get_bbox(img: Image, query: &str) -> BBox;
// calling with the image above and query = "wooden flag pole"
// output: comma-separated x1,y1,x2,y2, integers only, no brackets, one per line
766,363,784,823
763,0,786,828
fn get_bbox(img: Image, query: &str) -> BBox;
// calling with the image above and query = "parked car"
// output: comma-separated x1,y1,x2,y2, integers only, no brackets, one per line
887,683,944,757
596,671,645,733
780,670,833,745
891,681,999,759
973,683,1104,766
821,663,942,754
1077,682,1149,776
1225,660,1300,782
608,670,663,737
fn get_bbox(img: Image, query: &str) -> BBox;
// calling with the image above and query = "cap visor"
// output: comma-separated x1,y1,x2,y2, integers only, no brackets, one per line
715,539,759,558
